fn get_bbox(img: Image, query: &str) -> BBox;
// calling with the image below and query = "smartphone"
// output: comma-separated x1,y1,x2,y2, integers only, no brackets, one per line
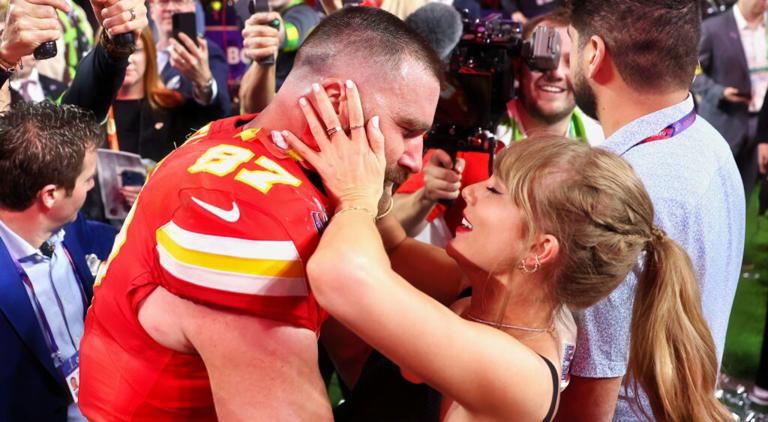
249,0,270,14
172,12,198,51
120,170,145,187
249,0,278,65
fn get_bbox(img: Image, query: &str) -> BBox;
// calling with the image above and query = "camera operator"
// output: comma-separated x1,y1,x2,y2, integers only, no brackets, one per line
394,8,598,247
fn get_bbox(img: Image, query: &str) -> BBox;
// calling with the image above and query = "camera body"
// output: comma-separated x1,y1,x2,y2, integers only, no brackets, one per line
424,12,561,166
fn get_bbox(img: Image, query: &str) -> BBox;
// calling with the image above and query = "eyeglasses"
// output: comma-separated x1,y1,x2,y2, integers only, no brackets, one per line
152,0,195,6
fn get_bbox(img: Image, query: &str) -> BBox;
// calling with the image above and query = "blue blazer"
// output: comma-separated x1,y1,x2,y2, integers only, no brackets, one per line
0,214,116,421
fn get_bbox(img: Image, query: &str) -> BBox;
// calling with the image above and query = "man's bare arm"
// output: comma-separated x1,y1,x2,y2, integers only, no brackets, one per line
392,189,436,236
138,286,333,421
554,375,621,422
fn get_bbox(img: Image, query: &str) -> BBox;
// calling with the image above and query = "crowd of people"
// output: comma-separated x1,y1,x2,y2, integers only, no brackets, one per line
0,0,759,421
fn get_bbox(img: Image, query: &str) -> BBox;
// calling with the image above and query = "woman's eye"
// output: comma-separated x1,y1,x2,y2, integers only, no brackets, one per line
486,186,501,194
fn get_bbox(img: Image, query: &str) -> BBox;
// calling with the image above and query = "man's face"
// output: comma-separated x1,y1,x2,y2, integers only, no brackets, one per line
150,0,196,39
364,60,441,185
519,24,575,125
52,147,97,226
567,25,599,120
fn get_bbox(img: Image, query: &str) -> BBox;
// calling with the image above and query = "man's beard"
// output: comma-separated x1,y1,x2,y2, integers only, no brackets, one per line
573,70,598,121
385,164,410,186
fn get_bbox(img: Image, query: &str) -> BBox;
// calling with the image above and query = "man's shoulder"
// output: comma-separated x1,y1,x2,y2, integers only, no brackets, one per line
702,8,734,32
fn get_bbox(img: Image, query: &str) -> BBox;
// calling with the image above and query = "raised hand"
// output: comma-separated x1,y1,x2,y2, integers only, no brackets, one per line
0,0,71,65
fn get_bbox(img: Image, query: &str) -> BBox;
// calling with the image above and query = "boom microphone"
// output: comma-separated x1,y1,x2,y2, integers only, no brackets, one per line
405,3,463,60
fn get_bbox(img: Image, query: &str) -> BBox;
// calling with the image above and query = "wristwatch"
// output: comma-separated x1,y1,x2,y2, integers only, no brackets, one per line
0,49,18,87
100,30,135,59
196,77,214,99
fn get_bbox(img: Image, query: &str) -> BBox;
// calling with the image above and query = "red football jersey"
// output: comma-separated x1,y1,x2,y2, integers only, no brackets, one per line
79,114,332,420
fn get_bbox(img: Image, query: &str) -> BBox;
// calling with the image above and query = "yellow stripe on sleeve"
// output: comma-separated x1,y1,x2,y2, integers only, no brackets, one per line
156,227,305,278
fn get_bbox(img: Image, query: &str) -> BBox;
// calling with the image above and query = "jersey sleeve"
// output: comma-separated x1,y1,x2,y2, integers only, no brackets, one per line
154,187,308,314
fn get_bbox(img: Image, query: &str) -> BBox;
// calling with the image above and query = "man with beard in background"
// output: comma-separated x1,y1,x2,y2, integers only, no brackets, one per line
554,1,744,420
394,8,599,247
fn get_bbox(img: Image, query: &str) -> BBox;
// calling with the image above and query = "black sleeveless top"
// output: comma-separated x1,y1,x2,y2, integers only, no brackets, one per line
335,351,561,422
540,354,559,422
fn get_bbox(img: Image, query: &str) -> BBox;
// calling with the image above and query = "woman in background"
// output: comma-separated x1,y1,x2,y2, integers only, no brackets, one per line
98,26,217,208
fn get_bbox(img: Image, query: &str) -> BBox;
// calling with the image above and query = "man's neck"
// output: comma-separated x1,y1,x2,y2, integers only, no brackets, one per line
598,89,689,139
517,106,572,138
0,209,53,250
248,92,310,140
157,32,171,50
738,2,765,25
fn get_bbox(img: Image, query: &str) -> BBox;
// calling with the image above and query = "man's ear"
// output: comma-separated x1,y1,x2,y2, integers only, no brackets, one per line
37,184,59,211
586,35,612,85
320,78,349,128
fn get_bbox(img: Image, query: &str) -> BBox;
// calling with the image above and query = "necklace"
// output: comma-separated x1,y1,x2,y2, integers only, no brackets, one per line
466,314,554,333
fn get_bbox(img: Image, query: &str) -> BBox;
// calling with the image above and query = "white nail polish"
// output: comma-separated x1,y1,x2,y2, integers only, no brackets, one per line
299,97,308,106
271,131,288,149
372,116,380,130
312,83,320,92
346,80,354,88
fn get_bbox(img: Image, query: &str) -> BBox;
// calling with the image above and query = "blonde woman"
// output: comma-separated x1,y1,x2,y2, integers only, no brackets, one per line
280,82,731,422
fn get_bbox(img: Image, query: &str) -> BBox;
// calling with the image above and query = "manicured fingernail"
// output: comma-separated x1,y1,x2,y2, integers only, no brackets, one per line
299,97,308,106
312,83,320,92
346,79,354,88
372,116,380,130
271,131,288,149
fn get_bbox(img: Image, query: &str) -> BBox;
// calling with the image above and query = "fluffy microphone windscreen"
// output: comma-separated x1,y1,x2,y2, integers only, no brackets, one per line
405,3,463,60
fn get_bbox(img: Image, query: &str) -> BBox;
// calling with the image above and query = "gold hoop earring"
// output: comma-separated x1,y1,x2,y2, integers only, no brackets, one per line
517,253,540,273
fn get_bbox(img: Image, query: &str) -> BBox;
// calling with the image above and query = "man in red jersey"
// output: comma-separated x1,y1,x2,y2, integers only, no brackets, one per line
78,7,442,421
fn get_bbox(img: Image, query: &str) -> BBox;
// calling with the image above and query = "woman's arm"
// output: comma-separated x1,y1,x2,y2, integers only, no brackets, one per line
377,213,465,305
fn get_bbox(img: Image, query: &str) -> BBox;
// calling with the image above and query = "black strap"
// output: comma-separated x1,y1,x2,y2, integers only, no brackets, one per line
539,354,559,422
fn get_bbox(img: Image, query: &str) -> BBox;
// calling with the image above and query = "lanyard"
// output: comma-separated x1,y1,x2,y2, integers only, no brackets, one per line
11,245,88,366
106,106,120,151
632,109,696,148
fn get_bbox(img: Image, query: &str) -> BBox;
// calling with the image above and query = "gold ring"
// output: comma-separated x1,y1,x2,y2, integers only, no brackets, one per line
326,126,342,137
350,124,364,130
129,8,136,21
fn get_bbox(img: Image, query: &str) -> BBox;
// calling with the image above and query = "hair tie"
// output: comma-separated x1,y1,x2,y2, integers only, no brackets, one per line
650,226,666,242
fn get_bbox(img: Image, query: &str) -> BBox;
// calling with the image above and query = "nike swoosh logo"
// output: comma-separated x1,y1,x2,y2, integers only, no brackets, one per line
191,196,240,223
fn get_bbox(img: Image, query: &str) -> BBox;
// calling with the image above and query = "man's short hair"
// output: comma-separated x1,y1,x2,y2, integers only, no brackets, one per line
567,0,701,91
293,6,443,84
523,7,571,40
0,102,102,211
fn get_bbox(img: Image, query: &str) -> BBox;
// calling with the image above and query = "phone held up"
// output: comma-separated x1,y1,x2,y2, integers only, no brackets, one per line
172,12,198,52
250,0,280,66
